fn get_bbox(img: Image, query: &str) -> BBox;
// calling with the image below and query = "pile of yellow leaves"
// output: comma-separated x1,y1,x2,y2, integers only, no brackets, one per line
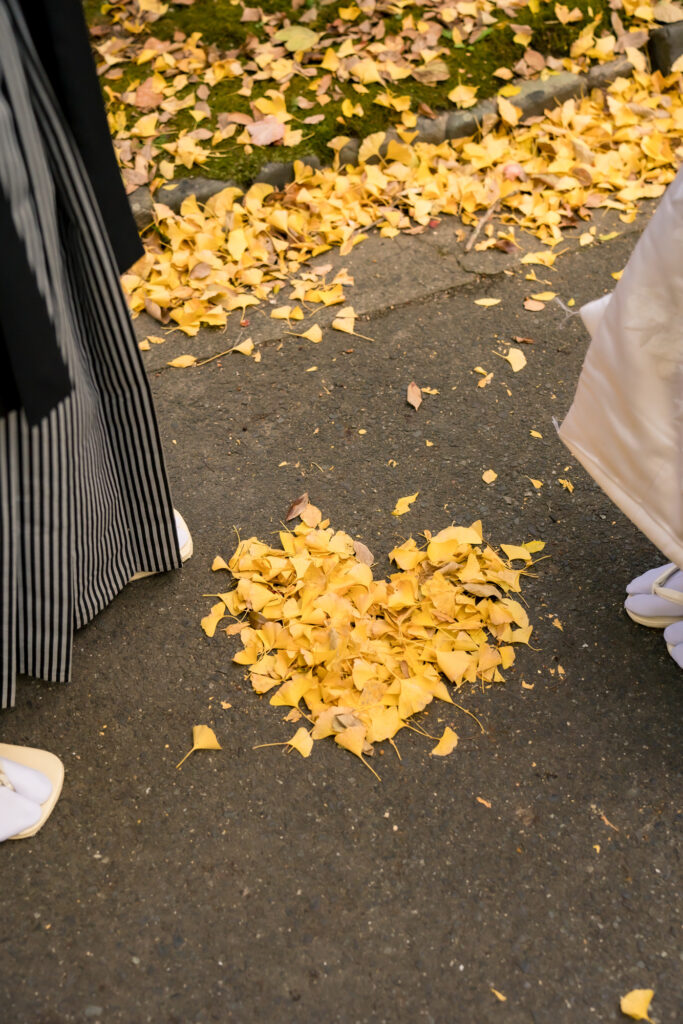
123,67,683,337
202,505,543,775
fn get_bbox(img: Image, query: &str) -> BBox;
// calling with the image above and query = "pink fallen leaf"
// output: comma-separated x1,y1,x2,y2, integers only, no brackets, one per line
353,540,374,565
247,116,285,147
406,381,422,410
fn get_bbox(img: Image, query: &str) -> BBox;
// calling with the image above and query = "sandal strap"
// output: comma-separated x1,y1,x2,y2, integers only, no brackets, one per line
653,565,683,605
0,766,15,791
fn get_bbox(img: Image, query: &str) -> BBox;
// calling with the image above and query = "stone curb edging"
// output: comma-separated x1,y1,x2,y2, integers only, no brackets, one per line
129,56,637,231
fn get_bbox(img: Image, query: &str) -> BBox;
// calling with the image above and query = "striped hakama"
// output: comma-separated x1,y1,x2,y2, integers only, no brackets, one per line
0,0,181,708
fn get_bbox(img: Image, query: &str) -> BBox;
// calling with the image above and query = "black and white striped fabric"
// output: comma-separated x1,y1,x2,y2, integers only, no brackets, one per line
0,0,181,708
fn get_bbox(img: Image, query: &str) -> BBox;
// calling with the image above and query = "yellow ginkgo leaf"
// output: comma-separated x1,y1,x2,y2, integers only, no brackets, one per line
528,477,543,489
287,727,314,758
392,492,418,516
212,556,230,571
491,989,507,1002
201,600,226,637
504,347,527,372
447,84,478,108
300,324,323,343
167,355,197,368
482,469,498,484
176,724,222,769
436,650,473,685
501,544,533,562
232,338,254,356
619,989,654,1022
430,726,459,756
498,96,521,126
520,251,557,267
474,297,501,307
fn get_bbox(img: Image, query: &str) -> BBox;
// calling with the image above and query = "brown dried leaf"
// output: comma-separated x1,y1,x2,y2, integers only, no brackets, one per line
286,492,310,521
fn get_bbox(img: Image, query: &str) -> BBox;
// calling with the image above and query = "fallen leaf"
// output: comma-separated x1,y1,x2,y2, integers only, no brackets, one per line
392,492,418,516
273,25,320,53
501,544,533,562
620,989,654,1022
474,297,501,307
503,347,527,372
521,252,557,268
528,478,543,489
301,503,322,527
167,355,197,368
407,382,422,410
201,600,226,637
353,540,374,565
287,727,314,758
498,96,522,126
482,469,498,484
430,726,458,756
212,556,230,571
176,724,221,769
477,797,492,808
524,299,546,312
286,492,309,521
299,324,323,343
530,430,542,438
491,989,507,1002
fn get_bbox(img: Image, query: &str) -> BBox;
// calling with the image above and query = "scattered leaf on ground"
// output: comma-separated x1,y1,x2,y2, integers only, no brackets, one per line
407,382,422,410
620,989,654,1022
287,727,314,758
482,469,498,484
392,493,419,516
167,354,196,368
503,347,527,372
431,727,459,756
286,492,309,521
176,724,221,769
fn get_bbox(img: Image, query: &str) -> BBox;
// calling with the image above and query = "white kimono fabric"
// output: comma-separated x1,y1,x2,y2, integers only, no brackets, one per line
559,167,683,568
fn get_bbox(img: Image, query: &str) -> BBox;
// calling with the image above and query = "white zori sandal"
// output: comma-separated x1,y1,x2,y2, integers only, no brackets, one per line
130,509,193,582
624,563,683,628
0,744,64,842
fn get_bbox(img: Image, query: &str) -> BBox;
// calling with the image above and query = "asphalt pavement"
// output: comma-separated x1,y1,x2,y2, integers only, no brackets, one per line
1,205,681,1023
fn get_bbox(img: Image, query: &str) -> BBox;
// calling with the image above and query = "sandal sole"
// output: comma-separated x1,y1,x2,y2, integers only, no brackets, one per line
625,608,683,629
0,744,64,840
